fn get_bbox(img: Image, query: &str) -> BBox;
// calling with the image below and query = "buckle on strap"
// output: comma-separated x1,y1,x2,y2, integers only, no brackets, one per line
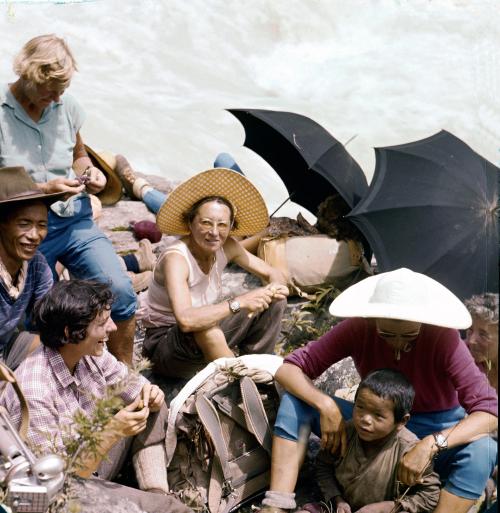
221,478,235,497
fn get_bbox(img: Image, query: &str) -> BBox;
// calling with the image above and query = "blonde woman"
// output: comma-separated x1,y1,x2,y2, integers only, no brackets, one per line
0,35,136,364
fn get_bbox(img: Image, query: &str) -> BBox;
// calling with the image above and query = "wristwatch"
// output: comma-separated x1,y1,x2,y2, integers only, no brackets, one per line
432,432,448,453
227,298,241,314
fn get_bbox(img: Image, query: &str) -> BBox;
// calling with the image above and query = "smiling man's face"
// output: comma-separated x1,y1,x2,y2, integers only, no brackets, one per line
0,201,48,273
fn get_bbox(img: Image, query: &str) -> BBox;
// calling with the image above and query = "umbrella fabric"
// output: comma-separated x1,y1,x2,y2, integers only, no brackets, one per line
228,109,368,212
348,130,499,300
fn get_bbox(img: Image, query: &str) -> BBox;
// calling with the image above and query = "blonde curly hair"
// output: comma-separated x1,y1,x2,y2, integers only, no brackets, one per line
13,34,77,87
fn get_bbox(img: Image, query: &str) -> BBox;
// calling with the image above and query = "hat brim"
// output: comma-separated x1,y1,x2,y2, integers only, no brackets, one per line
329,269,472,329
0,189,67,206
156,168,269,236
85,145,123,206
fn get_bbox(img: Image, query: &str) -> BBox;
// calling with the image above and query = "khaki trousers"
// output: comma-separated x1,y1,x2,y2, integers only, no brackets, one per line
143,298,286,379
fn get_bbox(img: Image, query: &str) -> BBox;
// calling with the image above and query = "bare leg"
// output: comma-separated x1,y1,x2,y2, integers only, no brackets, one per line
433,489,476,513
193,326,233,360
107,316,136,365
269,436,306,492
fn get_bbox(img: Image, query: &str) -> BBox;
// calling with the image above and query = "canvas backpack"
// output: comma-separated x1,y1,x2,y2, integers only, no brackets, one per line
165,356,283,513
257,234,372,298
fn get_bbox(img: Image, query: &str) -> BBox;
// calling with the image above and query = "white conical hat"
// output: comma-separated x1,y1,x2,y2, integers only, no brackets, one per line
329,268,472,329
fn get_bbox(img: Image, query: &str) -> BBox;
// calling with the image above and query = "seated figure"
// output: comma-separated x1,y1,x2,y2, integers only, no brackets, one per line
0,279,192,513
315,368,440,513
464,292,498,392
139,167,289,379
0,166,65,370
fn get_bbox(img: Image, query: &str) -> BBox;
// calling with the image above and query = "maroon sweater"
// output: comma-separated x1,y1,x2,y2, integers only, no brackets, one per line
284,318,497,415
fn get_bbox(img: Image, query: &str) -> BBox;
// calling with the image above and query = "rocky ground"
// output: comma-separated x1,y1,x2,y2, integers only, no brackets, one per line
87,175,361,513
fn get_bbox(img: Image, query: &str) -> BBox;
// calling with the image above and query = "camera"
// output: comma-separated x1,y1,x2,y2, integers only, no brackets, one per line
0,408,65,513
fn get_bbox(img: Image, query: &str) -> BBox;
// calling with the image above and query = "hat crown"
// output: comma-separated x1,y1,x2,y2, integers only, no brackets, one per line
0,167,40,202
369,268,427,306
329,267,472,329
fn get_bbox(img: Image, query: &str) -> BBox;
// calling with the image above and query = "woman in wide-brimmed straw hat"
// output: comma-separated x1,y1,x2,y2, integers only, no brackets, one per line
259,268,497,513
0,34,137,364
139,167,289,379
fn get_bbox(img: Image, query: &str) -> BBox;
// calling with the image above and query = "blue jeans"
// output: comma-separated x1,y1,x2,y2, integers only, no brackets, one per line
39,196,137,321
141,153,243,214
274,392,497,500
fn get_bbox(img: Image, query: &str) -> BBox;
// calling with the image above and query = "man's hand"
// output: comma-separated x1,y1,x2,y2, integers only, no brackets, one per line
109,395,149,438
318,395,347,456
140,383,165,412
354,501,396,513
397,436,435,486
82,166,107,194
38,178,84,196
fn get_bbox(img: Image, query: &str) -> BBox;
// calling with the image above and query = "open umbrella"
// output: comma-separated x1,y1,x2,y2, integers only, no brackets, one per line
348,130,499,300
228,109,368,213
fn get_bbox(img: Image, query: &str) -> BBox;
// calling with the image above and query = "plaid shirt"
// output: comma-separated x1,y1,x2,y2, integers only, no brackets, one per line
0,345,147,454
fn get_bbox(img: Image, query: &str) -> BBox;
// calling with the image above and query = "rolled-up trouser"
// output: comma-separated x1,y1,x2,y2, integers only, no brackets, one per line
39,196,136,321
97,402,169,481
274,391,497,500
143,298,287,379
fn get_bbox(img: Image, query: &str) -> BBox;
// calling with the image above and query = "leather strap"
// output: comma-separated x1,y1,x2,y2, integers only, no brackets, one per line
195,394,239,513
240,376,273,455
0,361,30,440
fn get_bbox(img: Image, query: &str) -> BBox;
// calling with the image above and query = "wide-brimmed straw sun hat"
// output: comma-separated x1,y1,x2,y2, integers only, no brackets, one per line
85,145,123,206
156,168,269,236
329,267,472,329
0,166,67,206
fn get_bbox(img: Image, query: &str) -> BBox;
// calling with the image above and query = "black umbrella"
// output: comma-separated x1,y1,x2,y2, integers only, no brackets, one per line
348,130,499,300
227,109,368,213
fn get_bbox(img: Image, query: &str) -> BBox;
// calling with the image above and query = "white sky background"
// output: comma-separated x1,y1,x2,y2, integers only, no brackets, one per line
1,0,498,221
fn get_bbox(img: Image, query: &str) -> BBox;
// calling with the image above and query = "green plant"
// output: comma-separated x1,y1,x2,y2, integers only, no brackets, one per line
301,284,341,315
277,285,342,355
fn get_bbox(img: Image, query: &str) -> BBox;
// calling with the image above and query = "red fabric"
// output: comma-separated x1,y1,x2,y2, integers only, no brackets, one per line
284,317,497,416
132,220,162,243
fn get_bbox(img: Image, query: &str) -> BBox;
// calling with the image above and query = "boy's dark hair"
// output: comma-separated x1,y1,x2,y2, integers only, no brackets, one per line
355,368,415,422
35,280,114,349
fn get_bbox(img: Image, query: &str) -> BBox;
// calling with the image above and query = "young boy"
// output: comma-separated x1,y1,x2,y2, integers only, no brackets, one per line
315,369,440,513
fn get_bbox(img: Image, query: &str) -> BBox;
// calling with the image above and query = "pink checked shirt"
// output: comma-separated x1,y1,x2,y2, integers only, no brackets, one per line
0,345,147,454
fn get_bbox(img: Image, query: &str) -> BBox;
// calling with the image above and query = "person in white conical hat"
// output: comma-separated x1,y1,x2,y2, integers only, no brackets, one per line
258,268,497,513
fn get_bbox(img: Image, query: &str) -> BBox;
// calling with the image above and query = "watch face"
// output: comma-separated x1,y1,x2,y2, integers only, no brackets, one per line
230,300,240,313
435,433,447,448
